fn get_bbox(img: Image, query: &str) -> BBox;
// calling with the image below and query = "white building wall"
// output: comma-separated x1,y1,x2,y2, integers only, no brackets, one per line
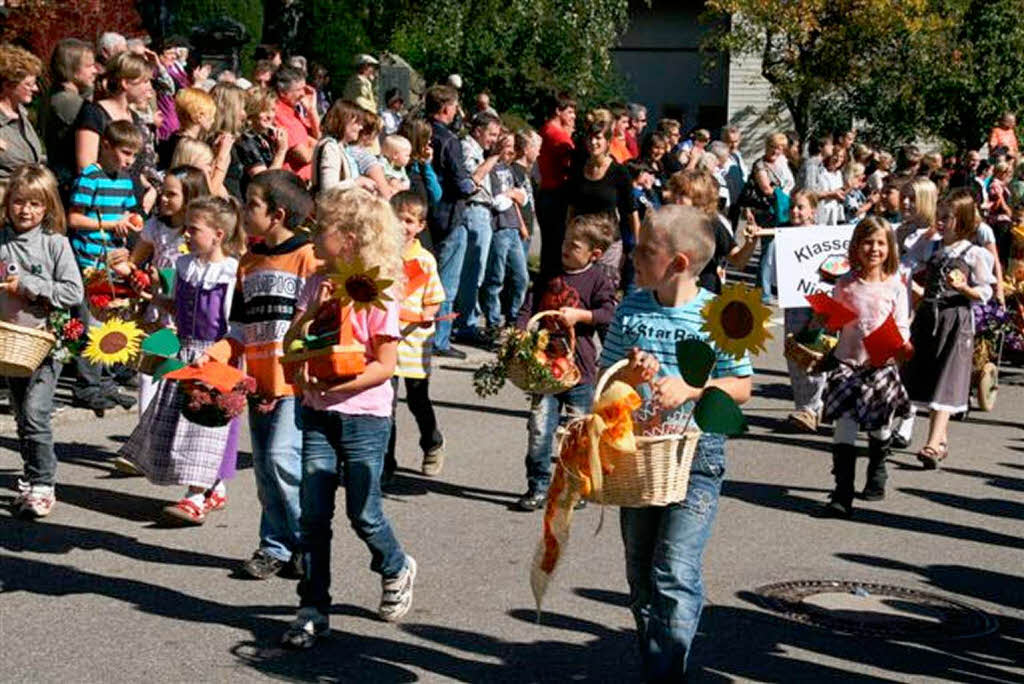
725,25,794,160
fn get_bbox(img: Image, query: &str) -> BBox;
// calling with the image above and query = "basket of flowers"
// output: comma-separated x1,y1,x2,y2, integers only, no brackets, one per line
784,328,838,374
165,361,257,428
83,259,152,323
473,311,581,397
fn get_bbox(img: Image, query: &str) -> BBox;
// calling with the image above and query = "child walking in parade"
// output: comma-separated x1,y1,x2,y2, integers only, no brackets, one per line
599,205,753,680
515,214,617,511
203,169,318,578
2,165,85,518
898,194,996,468
383,191,448,486
817,217,912,518
281,187,415,649
117,196,245,525
131,165,210,413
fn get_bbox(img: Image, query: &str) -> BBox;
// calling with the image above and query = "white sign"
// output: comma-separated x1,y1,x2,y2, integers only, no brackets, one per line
774,224,855,309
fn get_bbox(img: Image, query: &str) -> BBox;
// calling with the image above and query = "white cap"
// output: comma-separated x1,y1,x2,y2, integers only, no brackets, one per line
354,53,379,67
447,74,463,90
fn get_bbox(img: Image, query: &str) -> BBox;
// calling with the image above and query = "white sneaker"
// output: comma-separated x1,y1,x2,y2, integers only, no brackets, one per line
281,607,329,649
379,555,417,622
17,484,55,518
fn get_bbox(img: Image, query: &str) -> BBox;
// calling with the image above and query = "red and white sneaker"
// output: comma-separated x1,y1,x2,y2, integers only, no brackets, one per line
162,498,206,525
16,484,55,519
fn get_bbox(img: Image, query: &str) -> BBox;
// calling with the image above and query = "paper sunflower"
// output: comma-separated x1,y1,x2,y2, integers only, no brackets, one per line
328,258,394,312
82,318,144,366
701,283,772,359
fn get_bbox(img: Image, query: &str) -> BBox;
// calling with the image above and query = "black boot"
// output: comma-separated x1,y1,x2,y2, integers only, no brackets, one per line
815,444,856,518
861,437,890,501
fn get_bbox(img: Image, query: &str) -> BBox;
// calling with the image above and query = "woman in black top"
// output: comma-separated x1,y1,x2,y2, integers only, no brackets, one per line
566,114,638,285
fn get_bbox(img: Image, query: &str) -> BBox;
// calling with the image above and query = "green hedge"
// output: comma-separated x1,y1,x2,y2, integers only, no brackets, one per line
171,0,263,69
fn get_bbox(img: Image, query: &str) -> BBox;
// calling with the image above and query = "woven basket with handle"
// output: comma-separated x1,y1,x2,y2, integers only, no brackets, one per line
506,310,581,395
0,321,56,378
558,358,700,507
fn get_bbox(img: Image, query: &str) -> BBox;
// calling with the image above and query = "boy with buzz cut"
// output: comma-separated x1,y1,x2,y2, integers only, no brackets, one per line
384,191,448,486
68,119,154,415
203,169,319,580
599,205,753,681
515,214,618,511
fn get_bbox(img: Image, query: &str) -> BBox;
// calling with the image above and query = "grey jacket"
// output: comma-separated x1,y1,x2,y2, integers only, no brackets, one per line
0,224,84,328
0,105,45,180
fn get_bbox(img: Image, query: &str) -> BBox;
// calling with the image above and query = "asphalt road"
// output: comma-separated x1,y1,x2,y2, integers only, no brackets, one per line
1,329,1023,683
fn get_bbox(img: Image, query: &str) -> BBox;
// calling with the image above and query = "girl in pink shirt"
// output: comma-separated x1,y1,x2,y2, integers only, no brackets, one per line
818,217,912,518
280,188,416,649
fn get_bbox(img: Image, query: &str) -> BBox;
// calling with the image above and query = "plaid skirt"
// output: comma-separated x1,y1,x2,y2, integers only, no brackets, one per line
822,361,911,431
118,338,240,488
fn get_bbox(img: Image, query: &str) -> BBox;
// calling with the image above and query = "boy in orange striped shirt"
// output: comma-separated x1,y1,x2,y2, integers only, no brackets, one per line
384,191,447,487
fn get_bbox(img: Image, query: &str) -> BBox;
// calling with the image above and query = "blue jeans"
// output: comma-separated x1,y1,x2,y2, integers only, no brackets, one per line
525,384,594,494
432,224,467,351
454,205,494,335
298,409,406,615
757,237,776,302
249,396,303,562
6,357,61,487
620,433,727,681
482,228,528,328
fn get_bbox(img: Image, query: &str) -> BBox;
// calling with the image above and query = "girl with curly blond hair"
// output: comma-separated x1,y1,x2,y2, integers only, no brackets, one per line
280,187,415,649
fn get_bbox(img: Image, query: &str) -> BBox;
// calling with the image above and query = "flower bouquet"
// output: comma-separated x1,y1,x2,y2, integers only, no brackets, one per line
165,362,257,427
47,309,86,364
473,311,581,397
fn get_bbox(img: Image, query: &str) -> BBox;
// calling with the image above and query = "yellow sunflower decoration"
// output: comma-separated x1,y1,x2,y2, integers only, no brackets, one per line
328,258,394,312
82,318,144,366
701,283,772,359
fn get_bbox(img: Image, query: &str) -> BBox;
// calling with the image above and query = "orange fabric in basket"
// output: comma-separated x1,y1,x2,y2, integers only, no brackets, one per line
164,361,246,393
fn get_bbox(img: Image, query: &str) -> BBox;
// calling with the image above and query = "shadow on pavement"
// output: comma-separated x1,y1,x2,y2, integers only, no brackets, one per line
382,470,519,508
721,480,1024,549
898,487,1024,521
0,520,237,569
425,398,530,420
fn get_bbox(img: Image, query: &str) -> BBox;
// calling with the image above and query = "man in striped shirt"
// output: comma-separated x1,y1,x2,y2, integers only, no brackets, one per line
68,120,146,414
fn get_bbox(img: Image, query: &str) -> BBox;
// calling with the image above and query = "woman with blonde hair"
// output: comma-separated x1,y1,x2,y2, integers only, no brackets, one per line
0,43,46,179
235,88,288,190
157,86,216,168
208,82,248,199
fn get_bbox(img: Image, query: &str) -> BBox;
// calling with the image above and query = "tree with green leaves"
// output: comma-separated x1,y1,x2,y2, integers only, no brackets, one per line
702,0,945,145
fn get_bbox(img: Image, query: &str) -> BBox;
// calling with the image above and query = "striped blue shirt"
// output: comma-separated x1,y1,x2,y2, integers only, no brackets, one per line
69,163,136,270
600,288,752,431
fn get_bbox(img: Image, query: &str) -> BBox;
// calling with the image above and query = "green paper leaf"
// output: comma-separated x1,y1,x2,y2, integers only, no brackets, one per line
159,268,176,295
676,339,715,388
141,328,181,357
152,357,186,380
694,387,747,436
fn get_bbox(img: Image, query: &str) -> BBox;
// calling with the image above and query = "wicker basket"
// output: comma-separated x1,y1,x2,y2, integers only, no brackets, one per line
0,320,56,377
784,333,835,375
558,359,699,507
506,310,581,395
972,338,991,373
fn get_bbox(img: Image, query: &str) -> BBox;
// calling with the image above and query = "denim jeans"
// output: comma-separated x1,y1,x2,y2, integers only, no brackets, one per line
298,409,405,615
783,307,826,414
482,228,528,328
757,237,776,302
454,205,494,335
73,304,116,402
432,224,467,351
6,357,62,486
620,433,727,681
386,376,443,474
249,396,303,562
525,384,594,495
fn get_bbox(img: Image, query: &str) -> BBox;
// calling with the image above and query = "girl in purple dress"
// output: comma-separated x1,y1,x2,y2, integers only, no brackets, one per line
119,196,245,525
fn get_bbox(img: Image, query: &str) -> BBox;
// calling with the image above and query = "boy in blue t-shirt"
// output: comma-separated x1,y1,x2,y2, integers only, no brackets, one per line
68,120,149,414
599,204,752,681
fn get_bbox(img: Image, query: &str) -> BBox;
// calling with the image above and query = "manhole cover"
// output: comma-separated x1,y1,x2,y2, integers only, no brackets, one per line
747,580,998,640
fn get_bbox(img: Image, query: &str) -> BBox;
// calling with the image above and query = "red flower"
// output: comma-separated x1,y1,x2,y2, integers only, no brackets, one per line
62,319,85,341
89,294,112,309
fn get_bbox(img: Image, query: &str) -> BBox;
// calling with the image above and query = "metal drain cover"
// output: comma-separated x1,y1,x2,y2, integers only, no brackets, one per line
747,580,998,640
